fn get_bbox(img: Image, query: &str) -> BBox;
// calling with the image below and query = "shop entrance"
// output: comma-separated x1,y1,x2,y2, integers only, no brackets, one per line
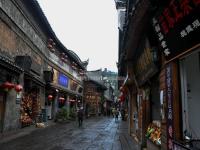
180,50,200,139
0,92,5,133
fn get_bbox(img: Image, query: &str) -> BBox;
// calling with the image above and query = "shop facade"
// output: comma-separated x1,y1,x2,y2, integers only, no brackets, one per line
115,0,200,149
44,65,84,121
0,56,23,132
152,0,200,149
133,37,160,149
121,36,161,149
0,0,86,132
83,80,106,117
15,55,46,127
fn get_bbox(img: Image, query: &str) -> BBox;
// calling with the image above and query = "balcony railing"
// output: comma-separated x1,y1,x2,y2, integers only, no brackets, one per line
49,53,81,81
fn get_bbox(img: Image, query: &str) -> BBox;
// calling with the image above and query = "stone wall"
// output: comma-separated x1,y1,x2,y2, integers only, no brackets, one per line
0,0,46,131
3,89,21,131
3,73,23,131
0,0,47,55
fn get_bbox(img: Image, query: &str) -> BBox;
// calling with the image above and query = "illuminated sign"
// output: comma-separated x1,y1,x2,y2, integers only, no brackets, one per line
153,0,200,60
58,73,68,88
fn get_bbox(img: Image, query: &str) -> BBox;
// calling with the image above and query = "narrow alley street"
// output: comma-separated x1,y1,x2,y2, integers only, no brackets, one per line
0,117,139,150
1,0,199,149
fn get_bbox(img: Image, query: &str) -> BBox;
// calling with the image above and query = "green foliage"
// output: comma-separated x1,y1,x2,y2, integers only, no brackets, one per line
100,95,105,104
55,107,69,121
69,107,76,120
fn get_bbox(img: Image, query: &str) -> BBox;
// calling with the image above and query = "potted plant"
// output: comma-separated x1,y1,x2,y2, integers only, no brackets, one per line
55,107,69,123
68,107,77,121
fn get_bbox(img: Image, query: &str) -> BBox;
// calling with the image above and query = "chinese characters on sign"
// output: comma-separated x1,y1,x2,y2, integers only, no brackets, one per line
153,0,200,60
165,64,174,150
153,18,171,56
180,19,200,38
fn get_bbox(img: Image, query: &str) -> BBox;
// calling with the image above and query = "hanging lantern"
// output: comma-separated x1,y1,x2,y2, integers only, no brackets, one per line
50,48,55,53
52,42,56,46
120,86,123,91
47,44,53,49
69,99,75,103
48,95,53,100
15,84,23,93
59,97,65,103
61,57,65,61
1,82,15,91
64,55,68,63
48,38,53,43
119,89,126,102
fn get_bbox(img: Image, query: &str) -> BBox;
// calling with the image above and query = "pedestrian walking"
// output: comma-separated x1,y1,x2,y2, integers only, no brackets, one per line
115,108,119,122
77,107,84,127
121,108,125,121
111,107,115,118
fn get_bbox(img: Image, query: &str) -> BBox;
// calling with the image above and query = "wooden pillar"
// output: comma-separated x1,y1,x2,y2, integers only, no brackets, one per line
127,61,137,136
127,85,137,135
128,88,134,135
171,61,181,140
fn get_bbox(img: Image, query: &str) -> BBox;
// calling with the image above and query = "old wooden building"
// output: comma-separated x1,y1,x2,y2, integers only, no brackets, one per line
84,70,107,117
115,0,200,149
0,0,87,132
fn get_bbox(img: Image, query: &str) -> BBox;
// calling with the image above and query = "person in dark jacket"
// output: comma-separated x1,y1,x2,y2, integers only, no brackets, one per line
77,107,84,127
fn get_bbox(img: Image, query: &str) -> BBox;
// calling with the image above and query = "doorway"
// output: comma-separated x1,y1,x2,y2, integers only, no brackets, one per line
180,50,200,138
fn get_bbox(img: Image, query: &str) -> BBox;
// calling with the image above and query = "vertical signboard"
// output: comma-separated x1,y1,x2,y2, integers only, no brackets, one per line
165,64,174,150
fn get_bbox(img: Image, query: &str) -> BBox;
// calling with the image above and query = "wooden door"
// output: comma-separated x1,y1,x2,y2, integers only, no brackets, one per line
0,92,5,133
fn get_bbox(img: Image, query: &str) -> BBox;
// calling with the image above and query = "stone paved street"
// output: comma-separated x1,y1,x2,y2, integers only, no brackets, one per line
0,117,139,150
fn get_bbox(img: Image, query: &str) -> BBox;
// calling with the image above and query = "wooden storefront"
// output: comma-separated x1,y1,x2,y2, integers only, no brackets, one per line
152,0,200,149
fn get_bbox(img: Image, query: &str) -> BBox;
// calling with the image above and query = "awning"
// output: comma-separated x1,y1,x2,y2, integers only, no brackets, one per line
24,72,45,87
50,83,83,97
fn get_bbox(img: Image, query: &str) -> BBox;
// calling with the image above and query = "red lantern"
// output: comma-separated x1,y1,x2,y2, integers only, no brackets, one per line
52,42,56,46
59,97,65,103
47,44,53,49
1,82,15,91
120,86,124,91
61,57,65,61
15,84,23,92
48,95,53,100
69,99,75,103
48,38,53,43
50,48,55,53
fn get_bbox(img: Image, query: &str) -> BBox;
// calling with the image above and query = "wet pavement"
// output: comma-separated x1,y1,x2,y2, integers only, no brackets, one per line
0,117,139,150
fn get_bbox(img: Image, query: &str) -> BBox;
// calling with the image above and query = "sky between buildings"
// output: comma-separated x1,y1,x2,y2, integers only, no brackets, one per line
37,0,118,72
